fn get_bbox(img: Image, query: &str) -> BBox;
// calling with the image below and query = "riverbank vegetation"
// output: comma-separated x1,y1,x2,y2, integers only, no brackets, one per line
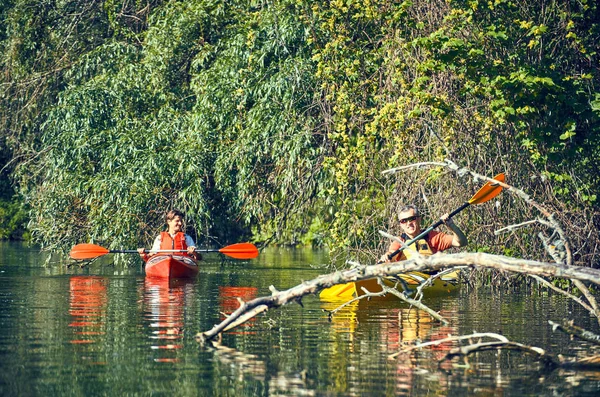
0,141,29,240
1,1,598,267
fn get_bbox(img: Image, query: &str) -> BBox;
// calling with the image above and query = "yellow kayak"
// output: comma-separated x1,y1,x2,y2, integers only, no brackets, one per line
319,270,460,301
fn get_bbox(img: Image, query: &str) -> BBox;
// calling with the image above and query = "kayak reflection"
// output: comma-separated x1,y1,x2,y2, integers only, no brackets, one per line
142,277,195,362
322,298,458,348
322,298,459,395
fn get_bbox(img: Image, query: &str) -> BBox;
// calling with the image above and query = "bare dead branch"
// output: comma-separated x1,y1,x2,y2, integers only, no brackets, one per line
197,252,600,342
442,340,560,368
530,275,595,314
549,320,600,346
413,266,467,301
389,332,509,360
372,278,449,324
495,220,539,234
571,280,600,320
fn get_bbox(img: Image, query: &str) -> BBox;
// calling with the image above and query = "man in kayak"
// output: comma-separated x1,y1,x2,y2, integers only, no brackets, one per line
379,204,467,263
137,209,201,261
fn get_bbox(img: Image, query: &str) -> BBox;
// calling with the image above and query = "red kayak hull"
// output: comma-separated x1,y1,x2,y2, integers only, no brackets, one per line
144,255,199,278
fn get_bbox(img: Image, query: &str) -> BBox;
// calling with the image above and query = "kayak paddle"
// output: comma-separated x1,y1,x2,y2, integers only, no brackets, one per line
70,242,259,260
385,173,505,261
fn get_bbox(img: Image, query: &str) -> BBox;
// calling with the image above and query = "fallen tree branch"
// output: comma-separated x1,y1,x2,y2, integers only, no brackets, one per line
549,320,600,346
389,332,509,360
391,330,600,370
442,340,560,368
571,279,600,321
197,252,600,342
442,337,600,369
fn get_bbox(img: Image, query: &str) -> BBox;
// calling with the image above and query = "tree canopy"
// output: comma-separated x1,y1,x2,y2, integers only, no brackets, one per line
1,0,598,265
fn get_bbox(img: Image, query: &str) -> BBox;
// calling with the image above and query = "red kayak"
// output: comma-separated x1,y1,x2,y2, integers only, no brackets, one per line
144,255,199,278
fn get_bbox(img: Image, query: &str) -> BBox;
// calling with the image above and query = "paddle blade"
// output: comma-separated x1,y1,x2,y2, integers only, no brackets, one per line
468,173,505,205
218,243,259,259
70,243,110,260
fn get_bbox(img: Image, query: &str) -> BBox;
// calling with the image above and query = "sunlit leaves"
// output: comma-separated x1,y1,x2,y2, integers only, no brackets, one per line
1,0,599,256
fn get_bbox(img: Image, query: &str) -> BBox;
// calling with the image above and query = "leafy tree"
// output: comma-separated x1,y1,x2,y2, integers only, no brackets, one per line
0,0,598,267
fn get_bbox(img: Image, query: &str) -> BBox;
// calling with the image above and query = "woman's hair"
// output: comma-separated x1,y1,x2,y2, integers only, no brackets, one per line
165,209,185,222
398,204,420,219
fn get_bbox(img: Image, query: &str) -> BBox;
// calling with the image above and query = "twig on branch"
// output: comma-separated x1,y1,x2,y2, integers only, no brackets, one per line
549,320,600,346
382,161,448,176
442,340,559,368
495,220,539,235
571,280,600,321
389,332,509,360
413,267,467,301
322,277,448,325
379,230,416,256
530,275,595,315
374,278,449,324
322,283,389,317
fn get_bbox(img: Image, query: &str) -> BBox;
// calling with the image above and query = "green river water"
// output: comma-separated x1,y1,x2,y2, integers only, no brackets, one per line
1,241,599,396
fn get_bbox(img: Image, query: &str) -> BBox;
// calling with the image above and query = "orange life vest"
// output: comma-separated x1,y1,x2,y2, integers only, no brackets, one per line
160,231,188,255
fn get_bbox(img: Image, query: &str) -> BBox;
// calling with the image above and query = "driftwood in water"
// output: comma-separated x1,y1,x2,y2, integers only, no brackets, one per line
549,320,600,346
441,337,600,369
391,331,600,369
443,340,561,368
197,253,600,342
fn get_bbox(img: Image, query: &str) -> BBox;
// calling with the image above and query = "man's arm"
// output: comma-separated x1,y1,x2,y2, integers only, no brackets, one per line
440,214,468,247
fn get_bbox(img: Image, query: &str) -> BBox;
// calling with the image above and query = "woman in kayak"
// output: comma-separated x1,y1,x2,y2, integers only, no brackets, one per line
137,209,201,261
379,204,467,263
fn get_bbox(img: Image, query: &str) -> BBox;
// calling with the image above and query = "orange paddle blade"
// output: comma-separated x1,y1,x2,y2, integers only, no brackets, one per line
468,173,505,205
70,243,110,260
218,243,259,259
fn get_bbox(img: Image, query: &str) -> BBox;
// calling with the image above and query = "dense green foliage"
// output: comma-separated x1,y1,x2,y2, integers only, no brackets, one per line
0,138,29,240
1,0,598,264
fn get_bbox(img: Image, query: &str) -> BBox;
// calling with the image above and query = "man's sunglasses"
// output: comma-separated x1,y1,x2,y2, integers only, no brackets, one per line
399,215,419,224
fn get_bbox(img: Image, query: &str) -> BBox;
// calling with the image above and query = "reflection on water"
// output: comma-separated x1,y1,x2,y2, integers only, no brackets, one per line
210,339,316,396
69,276,108,345
219,286,258,335
322,298,459,395
142,277,192,362
1,244,600,396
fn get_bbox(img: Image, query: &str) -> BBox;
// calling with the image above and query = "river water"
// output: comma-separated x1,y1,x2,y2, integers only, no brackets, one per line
1,242,599,396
